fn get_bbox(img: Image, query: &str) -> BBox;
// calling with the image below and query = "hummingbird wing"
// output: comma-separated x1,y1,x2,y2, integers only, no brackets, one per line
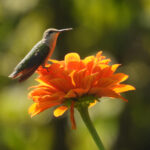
9,41,50,82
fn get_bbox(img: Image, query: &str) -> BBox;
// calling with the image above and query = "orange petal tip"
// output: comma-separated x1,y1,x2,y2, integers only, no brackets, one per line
65,53,80,63
54,106,68,117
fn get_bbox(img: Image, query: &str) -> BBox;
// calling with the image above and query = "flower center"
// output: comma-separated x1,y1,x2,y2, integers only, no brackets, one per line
64,94,99,109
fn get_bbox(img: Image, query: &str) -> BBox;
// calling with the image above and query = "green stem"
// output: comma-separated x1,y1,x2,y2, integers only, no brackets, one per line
77,105,105,150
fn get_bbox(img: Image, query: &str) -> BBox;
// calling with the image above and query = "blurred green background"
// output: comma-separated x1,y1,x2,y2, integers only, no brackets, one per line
0,0,150,150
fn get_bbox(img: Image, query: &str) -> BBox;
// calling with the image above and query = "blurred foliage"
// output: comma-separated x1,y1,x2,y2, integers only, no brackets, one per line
0,0,150,150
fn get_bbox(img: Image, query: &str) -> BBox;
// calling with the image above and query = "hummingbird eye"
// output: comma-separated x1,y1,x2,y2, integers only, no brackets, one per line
43,30,57,38
48,30,55,34
48,31,53,34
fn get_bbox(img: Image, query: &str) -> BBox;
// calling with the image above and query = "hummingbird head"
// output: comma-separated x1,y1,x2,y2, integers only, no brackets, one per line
42,28,72,46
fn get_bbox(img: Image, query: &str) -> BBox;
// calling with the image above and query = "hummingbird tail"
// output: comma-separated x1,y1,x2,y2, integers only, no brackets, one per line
9,66,39,82
8,71,19,79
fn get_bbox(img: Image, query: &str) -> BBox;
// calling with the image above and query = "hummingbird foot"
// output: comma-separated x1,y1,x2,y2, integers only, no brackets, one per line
42,65,49,72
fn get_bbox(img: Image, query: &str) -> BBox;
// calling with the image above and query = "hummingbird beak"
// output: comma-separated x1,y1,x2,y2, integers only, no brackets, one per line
58,28,73,32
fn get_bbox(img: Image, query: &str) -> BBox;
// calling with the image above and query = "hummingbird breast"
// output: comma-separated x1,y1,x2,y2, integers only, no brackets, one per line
43,34,59,65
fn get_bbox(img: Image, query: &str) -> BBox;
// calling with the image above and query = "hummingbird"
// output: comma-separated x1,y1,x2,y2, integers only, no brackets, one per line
9,28,72,82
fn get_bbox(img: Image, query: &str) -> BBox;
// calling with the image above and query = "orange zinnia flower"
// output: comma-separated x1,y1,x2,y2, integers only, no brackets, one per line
28,51,135,129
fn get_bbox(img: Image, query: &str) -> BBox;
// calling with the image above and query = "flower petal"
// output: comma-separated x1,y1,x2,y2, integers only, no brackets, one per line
54,106,68,117
81,73,98,90
49,59,64,66
28,87,57,98
49,78,73,92
65,53,80,63
89,87,128,102
89,100,97,108
99,66,113,77
65,53,85,71
30,91,65,103
96,51,103,59
83,56,95,64
111,73,128,83
100,58,111,64
65,90,77,98
72,69,87,87
73,88,89,97
113,84,136,93
111,64,121,72
28,102,61,117
96,73,128,88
